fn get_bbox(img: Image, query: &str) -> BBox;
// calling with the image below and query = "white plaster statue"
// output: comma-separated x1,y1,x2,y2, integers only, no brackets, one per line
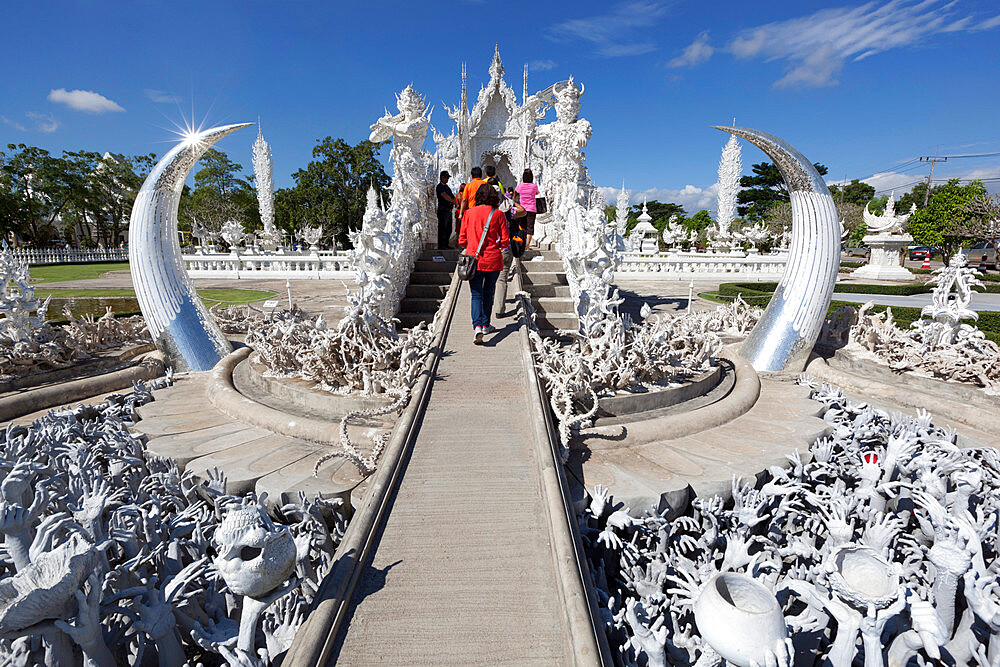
221,219,246,249
853,192,917,282
535,77,591,230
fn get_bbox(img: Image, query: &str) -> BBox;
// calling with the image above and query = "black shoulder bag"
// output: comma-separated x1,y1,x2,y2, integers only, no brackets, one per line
457,209,495,281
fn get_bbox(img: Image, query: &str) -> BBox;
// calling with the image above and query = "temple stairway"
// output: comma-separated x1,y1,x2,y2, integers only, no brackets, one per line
397,249,457,330
520,247,579,338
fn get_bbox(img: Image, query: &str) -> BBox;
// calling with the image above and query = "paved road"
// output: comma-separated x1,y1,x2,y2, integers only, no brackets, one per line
832,291,1000,312
330,282,571,665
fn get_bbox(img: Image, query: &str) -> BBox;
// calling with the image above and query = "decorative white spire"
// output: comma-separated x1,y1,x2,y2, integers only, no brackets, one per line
252,123,277,243
716,135,742,229
615,180,630,237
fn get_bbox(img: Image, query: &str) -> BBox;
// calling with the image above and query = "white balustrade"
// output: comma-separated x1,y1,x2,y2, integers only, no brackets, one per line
12,247,129,265
615,249,788,281
181,250,354,280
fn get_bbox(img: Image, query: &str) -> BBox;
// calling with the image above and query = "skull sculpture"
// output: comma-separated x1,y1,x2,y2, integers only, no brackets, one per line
214,502,297,599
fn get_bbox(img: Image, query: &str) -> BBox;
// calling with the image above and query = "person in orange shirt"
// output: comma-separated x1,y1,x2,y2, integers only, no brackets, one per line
458,167,487,238
459,183,510,344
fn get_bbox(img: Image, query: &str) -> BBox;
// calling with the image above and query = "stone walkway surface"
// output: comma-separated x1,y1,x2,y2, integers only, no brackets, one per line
330,283,570,665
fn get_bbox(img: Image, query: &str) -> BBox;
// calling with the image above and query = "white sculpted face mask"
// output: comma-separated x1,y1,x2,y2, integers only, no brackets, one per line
214,505,296,599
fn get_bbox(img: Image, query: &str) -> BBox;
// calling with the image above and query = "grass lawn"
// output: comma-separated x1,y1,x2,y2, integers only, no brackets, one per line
30,262,131,284
34,287,275,307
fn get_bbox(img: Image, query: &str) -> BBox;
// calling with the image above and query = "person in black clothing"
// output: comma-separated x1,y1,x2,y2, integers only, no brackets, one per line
436,170,456,249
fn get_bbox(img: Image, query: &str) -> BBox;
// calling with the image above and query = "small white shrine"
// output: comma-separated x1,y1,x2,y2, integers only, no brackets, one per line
853,192,917,282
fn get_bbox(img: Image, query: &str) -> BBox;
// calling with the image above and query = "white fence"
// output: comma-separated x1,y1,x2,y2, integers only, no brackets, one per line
13,247,129,265
615,249,788,281
182,250,354,280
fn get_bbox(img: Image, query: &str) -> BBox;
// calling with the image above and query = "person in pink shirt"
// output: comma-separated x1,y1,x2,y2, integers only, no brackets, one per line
514,169,539,250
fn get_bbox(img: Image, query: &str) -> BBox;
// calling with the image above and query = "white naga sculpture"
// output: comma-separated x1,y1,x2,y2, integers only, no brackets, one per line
0,376,344,666
850,252,1000,391
252,125,282,250
586,376,1000,667
734,221,768,252
716,133,742,232
298,224,323,250
853,192,917,282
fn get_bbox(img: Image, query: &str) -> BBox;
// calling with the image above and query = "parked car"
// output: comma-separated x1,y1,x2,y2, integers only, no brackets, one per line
960,241,998,269
908,245,934,261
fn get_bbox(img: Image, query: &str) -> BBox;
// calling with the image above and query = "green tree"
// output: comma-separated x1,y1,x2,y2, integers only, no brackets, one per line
737,161,829,221
0,144,75,244
61,151,155,247
275,138,390,248
623,201,686,234
897,182,931,213
908,179,989,261
683,209,714,234
828,179,875,207
179,148,258,242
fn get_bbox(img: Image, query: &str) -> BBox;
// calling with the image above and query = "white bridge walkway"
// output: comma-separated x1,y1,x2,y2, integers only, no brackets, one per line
329,283,574,664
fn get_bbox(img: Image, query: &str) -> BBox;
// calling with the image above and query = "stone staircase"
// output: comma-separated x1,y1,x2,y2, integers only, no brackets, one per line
519,247,578,338
397,248,457,330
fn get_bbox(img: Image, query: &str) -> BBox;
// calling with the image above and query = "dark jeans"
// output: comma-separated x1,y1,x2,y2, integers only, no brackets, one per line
437,208,453,248
469,270,500,329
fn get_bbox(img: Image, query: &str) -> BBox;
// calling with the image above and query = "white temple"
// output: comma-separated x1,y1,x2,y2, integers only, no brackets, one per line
433,47,586,193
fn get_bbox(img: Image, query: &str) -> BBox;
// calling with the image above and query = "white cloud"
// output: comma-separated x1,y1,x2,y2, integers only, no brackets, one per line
727,0,1000,88
2,112,58,132
47,88,125,113
1,116,27,132
667,31,714,68
550,1,670,57
599,182,720,216
528,59,558,71
144,89,181,104
25,111,59,133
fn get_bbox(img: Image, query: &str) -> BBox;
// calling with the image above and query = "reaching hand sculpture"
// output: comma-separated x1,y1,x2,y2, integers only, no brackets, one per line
582,374,1000,667
0,375,345,665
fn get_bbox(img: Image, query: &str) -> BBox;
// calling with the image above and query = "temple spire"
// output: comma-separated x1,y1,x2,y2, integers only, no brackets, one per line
489,43,504,81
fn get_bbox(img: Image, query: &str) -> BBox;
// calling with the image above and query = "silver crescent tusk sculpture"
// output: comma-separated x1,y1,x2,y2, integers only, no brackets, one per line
129,123,252,371
712,126,840,372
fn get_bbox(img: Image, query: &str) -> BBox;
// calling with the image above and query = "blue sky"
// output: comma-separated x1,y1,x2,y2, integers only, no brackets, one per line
2,0,999,214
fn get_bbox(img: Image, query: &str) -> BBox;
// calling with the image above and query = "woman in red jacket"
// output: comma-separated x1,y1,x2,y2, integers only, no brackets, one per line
458,184,510,345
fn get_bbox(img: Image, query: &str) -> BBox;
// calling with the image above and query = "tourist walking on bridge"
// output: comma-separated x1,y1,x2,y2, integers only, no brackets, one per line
459,183,509,345
436,171,455,249
515,168,539,250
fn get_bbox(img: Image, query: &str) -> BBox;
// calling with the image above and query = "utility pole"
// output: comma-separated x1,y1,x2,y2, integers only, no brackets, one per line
918,156,948,206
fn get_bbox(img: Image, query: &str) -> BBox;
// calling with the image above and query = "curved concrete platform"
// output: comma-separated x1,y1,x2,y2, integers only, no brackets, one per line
569,364,829,518
0,348,165,422
805,346,1000,446
133,368,382,509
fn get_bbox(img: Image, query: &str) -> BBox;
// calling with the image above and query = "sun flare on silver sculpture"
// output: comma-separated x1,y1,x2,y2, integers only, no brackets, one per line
712,126,840,373
128,123,252,371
